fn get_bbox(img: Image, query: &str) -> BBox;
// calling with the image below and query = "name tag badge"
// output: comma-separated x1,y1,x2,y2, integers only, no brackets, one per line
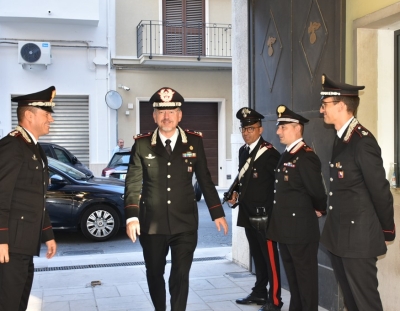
338,170,344,179
284,175,289,181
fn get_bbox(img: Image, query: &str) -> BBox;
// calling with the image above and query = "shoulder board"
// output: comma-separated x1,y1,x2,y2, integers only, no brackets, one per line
302,144,314,152
184,129,203,137
343,118,372,142
133,132,152,140
353,124,372,138
9,130,22,138
9,126,31,143
260,141,274,149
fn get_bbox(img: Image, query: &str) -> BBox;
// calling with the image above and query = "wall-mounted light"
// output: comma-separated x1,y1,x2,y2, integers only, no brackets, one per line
118,84,130,91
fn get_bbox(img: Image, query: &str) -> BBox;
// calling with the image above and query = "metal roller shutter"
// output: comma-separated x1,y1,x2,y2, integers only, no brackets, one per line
12,96,90,166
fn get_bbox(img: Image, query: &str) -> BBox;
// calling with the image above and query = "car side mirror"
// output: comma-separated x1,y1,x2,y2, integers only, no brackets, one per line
72,156,78,164
50,174,68,186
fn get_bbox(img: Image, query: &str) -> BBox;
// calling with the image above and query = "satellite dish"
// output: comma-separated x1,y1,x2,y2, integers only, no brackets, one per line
20,43,41,63
105,90,122,110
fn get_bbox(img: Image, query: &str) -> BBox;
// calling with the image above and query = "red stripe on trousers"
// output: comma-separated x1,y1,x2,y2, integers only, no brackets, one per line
267,239,279,306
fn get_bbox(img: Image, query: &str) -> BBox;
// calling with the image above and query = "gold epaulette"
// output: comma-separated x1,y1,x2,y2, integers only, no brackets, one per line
184,129,203,137
133,132,152,140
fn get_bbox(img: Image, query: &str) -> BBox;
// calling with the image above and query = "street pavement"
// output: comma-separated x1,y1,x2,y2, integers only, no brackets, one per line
29,246,328,311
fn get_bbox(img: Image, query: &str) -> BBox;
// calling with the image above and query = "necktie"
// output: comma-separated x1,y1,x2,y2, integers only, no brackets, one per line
165,139,172,155
239,146,250,169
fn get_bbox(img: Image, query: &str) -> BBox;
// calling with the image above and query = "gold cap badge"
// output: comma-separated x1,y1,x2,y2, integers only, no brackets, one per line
158,88,175,102
277,105,286,117
241,108,251,118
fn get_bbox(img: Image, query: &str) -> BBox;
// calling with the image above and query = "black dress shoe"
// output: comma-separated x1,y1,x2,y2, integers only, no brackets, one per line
236,294,266,305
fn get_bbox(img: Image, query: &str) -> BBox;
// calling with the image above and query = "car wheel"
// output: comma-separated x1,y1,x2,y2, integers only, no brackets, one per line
194,181,202,201
81,205,120,241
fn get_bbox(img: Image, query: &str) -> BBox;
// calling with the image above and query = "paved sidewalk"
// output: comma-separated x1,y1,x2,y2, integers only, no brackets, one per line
29,247,328,311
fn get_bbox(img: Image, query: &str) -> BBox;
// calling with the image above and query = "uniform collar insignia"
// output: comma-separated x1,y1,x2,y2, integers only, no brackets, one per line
343,118,359,142
151,126,187,146
32,154,38,161
145,154,155,159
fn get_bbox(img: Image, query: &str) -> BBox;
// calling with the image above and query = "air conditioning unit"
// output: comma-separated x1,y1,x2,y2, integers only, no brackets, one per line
18,41,52,66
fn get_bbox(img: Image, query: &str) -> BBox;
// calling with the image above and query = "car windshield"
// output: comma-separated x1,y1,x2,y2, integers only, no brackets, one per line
109,153,130,168
48,157,88,180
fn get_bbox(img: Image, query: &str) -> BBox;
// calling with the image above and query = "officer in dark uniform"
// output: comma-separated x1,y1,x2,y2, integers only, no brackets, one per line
124,87,228,311
319,74,396,311
267,105,327,311
228,107,282,311
0,86,57,310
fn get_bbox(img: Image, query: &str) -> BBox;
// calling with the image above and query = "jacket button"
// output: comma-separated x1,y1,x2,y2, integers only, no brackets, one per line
277,169,280,172
330,164,334,167
329,192,333,196
292,213,295,216
274,200,276,204
351,221,355,224
167,162,171,166
330,178,333,182
21,216,24,220
36,166,39,169
148,164,150,166
275,180,278,183
167,200,171,204
329,206,333,210
167,175,171,178
167,188,171,191
274,190,276,193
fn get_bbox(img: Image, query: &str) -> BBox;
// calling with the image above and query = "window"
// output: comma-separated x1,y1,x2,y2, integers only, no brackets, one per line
163,0,205,56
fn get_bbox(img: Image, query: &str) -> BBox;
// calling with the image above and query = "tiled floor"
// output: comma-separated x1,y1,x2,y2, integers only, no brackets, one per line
28,247,328,311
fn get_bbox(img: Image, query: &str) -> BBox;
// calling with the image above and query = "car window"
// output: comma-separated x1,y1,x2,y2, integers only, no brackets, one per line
48,157,87,180
41,145,52,157
54,148,72,165
109,153,130,168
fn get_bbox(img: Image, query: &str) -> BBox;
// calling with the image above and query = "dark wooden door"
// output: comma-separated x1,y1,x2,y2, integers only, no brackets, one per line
249,0,345,310
139,102,218,185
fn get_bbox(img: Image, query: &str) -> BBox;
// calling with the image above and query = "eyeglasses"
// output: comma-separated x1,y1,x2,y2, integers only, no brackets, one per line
320,101,340,109
239,126,261,133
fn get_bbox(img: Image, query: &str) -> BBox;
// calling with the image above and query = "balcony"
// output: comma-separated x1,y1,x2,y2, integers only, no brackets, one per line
112,20,232,70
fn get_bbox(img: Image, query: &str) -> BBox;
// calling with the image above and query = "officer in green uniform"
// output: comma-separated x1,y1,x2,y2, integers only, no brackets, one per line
124,87,228,311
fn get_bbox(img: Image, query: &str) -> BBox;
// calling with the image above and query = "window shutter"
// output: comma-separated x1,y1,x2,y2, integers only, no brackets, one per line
163,0,204,56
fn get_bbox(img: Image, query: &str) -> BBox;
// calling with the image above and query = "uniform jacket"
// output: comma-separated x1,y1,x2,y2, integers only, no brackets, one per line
0,126,54,256
267,141,327,244
124,126,225,235
320,118,396,258
235,137,280,228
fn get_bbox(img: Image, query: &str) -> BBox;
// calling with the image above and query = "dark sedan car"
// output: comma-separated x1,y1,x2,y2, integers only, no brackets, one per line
102,148,203,201
41,142,93,177
47,157,125,241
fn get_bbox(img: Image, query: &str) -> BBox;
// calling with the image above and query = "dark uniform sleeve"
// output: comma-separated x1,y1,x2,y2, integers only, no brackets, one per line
298,151,327,212
124,140,143,220
355,137,396,241
193,136,225,220
0,138,23,244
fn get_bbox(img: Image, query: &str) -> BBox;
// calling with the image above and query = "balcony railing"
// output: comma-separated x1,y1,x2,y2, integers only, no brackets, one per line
137,20,232,60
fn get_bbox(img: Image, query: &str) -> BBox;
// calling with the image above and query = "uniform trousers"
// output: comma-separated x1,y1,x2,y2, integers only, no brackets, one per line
139,231,198,311
329,253,382,311
245,227,282,307
0,253,34,311
279,242,319,311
